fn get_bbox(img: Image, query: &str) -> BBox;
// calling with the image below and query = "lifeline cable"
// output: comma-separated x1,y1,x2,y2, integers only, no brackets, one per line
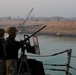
71,56,76,58
45,68,65,71
44,64,76,70
69,66,76,70
44,64,66,66
45,68,72,75
27,49,68,57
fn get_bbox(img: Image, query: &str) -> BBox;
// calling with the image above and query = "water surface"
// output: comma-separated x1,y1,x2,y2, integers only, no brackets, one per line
6,33,76,75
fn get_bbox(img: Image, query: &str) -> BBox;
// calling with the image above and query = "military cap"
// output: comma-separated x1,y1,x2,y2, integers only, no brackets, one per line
6,27,18,34
0,28,5,36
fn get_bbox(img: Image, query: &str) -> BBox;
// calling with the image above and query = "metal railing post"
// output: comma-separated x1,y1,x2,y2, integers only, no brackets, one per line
66,49,72,75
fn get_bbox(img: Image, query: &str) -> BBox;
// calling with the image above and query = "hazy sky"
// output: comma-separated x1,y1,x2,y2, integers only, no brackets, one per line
0,0,76,18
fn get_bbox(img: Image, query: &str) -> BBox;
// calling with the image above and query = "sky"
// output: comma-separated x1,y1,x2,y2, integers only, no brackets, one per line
0,0,76,18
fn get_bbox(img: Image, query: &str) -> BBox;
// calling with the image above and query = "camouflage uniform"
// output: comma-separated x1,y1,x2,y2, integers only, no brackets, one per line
0,28,5,75
0,61,5,75
5,27,21,75
6,60,17,75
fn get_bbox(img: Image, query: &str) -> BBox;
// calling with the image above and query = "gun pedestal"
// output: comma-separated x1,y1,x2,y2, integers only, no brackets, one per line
18,54,31,75
18,37,31,75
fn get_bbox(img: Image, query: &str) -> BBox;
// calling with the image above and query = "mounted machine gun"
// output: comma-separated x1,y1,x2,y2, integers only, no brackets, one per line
20,25,46,55
18,25,46,75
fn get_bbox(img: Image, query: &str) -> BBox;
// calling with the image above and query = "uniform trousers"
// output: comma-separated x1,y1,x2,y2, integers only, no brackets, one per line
6,59,17,75
0,60,5,75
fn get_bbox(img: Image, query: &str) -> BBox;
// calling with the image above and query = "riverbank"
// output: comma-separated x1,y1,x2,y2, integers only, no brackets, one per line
22,30,76,37
0,20,76,37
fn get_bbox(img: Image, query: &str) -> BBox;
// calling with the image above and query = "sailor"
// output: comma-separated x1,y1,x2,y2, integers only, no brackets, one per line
5,27,21,75
0,28,5,75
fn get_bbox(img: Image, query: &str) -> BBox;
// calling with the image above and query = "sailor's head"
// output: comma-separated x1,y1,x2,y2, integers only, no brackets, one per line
6,27,18,37
0,28,5,39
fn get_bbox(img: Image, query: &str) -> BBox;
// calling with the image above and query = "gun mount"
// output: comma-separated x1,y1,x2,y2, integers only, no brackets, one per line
18,25,46,75
20,25,46,55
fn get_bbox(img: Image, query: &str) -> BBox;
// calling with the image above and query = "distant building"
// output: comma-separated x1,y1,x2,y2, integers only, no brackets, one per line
0,17,12,21
51,16,64,21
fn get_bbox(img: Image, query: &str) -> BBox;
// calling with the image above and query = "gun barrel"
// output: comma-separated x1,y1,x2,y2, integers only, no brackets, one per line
29,25,46,38
23,25,46,42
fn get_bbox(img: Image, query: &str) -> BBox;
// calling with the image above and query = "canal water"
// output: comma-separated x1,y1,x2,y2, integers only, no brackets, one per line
5,33,76,75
